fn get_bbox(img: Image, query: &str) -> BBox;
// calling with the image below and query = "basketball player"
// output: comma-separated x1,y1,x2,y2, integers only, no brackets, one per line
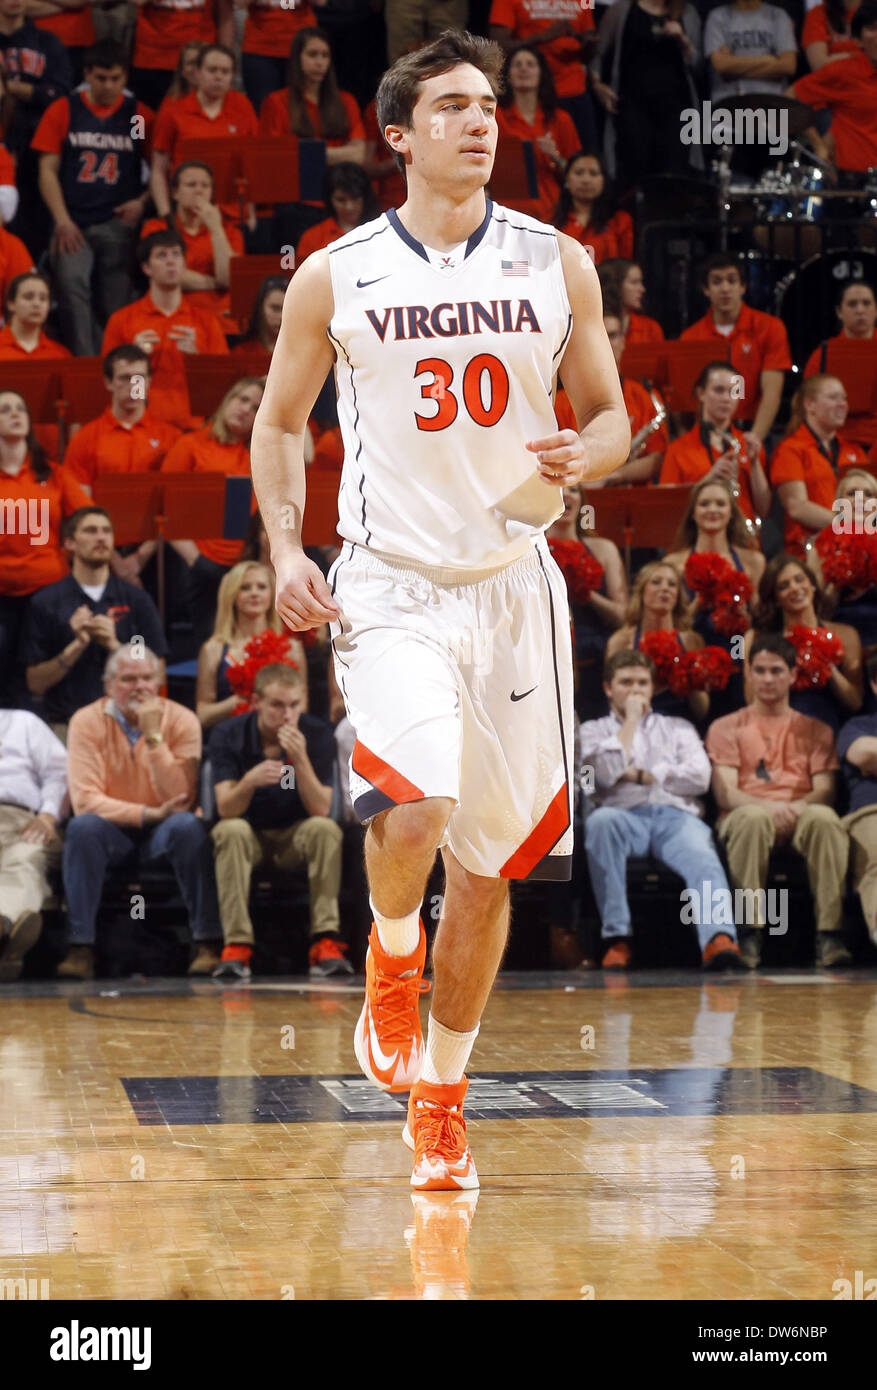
251,30,630,1191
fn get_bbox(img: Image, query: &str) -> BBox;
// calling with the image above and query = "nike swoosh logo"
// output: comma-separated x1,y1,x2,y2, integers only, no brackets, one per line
367,1011,401,1075
510,686,538,702
356,275,391,288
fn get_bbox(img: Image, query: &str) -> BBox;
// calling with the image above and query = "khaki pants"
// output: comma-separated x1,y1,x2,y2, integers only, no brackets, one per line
842,805,877,942
385,0,469,64
0,804,59,922
718,803,848,933
211,817,343,946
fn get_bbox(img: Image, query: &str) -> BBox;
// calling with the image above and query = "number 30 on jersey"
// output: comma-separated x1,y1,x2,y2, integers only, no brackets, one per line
414,354,510,430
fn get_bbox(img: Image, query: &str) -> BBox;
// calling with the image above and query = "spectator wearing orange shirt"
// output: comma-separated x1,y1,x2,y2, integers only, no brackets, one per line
154,40,206,121
771,374,867,555
0,271,70,359
490,0,597,147
296,161,380,263
31,0,96,86
32,40,154,356
802,0,861,68
150,44,258,227
232,272,287,359
554,150,628,267
141,160,244,322
238,0,320,112
132,0,234,112
598,258,665,344
101,230,230,428
789,4,877,173
659,360,771,527
495,46,579,225
63,344,181,489
803,280,877,450
0,389,90,703
0,225,35,325
363,96,406,212
161,376,265,647
260,26,365,244
681,253,792,454
589,302,668,485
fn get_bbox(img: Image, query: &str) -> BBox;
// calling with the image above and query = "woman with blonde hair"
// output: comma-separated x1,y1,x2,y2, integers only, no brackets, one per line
606,559,707,722
771,374,867,554
196,561,306,729
162,375,265,649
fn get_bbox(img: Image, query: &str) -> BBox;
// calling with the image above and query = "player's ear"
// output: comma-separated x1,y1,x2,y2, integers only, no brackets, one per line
384,125,410,162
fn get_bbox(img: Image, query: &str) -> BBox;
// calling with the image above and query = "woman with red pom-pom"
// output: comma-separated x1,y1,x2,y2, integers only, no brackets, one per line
809,470,877,665
743,554,863,731
665,478,764,716
606,560,707,723
547,481,627,718
196,561,306,730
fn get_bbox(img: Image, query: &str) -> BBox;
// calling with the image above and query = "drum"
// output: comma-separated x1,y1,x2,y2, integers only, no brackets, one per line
776,247,877,366
751,159,825,261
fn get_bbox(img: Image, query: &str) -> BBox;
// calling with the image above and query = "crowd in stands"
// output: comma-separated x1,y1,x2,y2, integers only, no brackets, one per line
4,0,877,981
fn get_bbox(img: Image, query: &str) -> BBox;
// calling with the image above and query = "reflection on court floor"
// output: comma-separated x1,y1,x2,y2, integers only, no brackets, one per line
1,971,877,1300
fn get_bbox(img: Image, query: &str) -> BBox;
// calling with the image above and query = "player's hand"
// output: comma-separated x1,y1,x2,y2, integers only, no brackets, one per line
53,220,85,255
526,429,587,487
274,550,340,631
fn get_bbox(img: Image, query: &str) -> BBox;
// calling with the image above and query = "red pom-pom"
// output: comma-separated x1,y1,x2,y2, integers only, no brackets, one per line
787,625,844,690
814,529,875,591
670,646,735,694
639,629,685,686
226,629,300,712
685,552,752,637
548,538,604,604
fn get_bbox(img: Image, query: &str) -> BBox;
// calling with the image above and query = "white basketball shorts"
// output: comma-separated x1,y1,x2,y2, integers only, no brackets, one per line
327,536,574,880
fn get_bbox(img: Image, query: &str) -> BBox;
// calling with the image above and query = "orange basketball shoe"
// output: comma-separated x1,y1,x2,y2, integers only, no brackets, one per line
402,1077,479,1191
354,921,430,1092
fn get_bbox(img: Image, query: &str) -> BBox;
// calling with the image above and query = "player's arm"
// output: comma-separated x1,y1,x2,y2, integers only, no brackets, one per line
527,234,630,486
250,251,340,631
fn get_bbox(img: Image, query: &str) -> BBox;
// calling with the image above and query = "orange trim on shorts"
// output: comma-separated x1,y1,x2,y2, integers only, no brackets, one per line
352,740,425,804
499,784,570,879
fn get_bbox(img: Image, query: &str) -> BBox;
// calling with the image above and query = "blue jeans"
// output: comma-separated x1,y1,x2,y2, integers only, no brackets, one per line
241,53,287,115
62,812,221,944
585,804,735,953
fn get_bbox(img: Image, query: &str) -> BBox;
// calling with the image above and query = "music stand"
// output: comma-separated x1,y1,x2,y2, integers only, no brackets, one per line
238,137,327,206
488,136,539,206
818,340,877,414
301,474,341,547
92,475,162,547
0,362,60,426
183,355,255,419
230,255,294,327
664,341,730,413
588,489,631,570
620,344,667,387
625,485,689,554
56,359,107,457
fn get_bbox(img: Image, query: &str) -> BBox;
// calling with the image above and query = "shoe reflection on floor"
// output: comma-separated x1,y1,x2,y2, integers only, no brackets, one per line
404,1190,480,1299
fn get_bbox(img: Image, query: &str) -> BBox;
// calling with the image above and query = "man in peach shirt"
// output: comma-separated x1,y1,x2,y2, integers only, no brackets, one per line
58,643,222,980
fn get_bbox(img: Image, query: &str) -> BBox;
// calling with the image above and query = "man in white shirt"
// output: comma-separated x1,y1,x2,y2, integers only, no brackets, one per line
0,708,67,980
580,649,743,971
705,0,798,102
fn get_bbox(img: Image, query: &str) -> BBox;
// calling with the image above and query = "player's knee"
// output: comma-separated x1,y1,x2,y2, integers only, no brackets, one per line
380,798,453,858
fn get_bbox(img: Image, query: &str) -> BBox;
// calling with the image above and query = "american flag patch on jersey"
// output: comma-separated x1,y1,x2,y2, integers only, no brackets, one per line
501,259,529,276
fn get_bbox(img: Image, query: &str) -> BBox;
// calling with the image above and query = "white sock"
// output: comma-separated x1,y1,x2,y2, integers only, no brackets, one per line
370,896,421,957
420,1013,480,1086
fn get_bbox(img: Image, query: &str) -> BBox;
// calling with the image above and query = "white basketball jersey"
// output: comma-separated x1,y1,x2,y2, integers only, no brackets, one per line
326,200,573,569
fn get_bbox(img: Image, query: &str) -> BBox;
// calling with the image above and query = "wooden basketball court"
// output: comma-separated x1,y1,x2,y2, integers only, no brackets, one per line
2,968,877,1301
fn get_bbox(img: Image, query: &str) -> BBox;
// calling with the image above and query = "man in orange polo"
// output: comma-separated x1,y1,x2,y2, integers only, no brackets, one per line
101,229,229,428
681,252,792,457
789,4,877,174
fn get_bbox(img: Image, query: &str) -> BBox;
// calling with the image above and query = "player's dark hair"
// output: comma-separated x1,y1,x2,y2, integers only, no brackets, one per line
0,390,51,483
835,278,876,308
852,2,877,36
699,252,746,289
498,44,557,120
553,149,614,234
748,632,798,670
604,648,656,684
137,229,185,266
83,39,128,73
753,554,826,631
62,506,113,543
285,27,351,143
321,161,380,222
5,271,51,317
376,28,505,175
102,344,151,380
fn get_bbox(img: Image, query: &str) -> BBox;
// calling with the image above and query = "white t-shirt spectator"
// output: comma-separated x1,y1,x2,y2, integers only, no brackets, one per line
705,2,797,100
